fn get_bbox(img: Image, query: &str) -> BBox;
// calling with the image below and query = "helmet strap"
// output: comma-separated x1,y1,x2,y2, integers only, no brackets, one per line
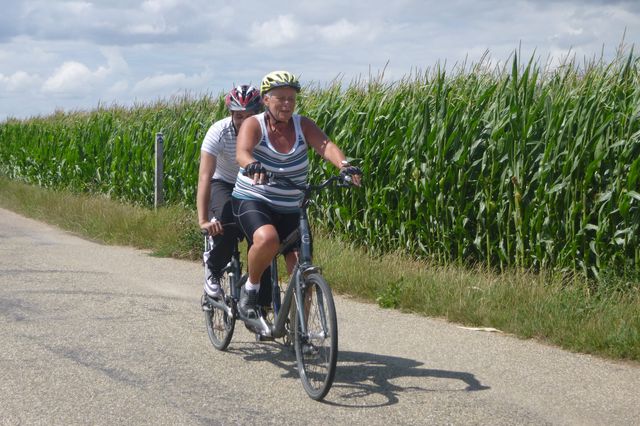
230,111,240,134
266,108,288,125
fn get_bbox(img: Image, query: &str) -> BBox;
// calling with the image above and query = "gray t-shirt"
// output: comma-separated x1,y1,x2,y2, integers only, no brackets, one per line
200,116,238,184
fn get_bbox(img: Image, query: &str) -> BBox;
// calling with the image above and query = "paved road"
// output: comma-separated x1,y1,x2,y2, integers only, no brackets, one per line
1,207,639,425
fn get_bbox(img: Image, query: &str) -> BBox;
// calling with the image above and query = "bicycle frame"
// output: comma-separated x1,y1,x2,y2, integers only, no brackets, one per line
237,211,316,340
207,174,348,339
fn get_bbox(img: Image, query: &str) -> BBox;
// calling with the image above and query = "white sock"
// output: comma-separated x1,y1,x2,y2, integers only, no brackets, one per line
246,280,260,292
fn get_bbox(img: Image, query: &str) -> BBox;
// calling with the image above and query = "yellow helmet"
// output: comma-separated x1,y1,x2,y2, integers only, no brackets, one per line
260,70,301,95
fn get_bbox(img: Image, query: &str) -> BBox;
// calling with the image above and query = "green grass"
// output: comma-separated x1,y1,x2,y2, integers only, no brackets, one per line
2,176,638,362
315,232,639,360
0,176,201,259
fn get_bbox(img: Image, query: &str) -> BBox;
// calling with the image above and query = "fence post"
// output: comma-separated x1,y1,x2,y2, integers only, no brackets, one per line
154,132,164,209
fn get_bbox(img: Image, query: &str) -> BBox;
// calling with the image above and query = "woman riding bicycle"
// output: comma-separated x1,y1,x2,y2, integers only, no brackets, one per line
197,85,262,303
232,70,361,318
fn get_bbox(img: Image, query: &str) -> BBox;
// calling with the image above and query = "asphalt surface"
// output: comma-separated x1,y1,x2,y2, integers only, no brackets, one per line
1,206,639,425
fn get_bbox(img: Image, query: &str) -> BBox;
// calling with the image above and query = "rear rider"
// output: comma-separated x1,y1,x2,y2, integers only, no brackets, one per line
197,85,262,305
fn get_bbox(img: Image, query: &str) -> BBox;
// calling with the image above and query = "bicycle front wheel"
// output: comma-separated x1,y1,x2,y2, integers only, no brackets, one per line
204,269,236,351
294,272,338,400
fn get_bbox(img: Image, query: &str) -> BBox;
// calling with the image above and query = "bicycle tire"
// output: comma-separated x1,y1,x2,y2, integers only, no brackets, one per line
204,268,236,351
294,272,338,400
283,288,296,348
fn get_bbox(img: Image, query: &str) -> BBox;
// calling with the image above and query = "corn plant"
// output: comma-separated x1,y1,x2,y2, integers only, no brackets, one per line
0,94,225,206
299,51,640,281
1,52,639,282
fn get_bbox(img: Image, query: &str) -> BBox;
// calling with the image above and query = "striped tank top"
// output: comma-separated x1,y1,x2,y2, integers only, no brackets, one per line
232,112,309,213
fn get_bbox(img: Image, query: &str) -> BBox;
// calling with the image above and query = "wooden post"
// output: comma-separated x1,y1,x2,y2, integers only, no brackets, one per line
154,132,164,209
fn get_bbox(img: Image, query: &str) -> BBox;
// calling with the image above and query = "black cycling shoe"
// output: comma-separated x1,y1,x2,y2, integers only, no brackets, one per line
238,286,259,319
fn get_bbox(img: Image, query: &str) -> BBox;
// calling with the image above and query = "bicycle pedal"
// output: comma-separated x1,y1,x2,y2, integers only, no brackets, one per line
302,344,319,356
256,334,275,342
244,322,259,334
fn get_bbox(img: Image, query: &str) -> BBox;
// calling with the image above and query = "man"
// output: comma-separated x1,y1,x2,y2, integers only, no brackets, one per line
197,85,262,304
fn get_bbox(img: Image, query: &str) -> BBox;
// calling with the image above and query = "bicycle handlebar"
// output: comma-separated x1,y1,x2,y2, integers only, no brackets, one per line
265,172,356,192
200,222,239,236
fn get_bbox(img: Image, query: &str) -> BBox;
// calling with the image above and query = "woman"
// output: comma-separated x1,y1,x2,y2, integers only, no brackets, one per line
232,71,361,318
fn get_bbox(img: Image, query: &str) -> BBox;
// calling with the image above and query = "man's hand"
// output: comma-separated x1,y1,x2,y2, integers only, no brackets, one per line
200,218,224,236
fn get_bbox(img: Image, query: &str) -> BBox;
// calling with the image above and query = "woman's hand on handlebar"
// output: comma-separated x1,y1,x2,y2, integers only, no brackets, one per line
339,165,363,187
244,161,268,185
200,218,224,236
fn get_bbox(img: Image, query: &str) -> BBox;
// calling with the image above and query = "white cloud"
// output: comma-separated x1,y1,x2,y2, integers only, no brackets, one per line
249,15,378,49
41,48,128,95
42,61,96,93
101,47,129,73
142,0,181,13
0,71,41,92
107,80,129,95
125,22,178,36
250,15,303,48
317,19,377,43
132,71,212,96
18,0,212,45
2,0,640,121
64,1,92,15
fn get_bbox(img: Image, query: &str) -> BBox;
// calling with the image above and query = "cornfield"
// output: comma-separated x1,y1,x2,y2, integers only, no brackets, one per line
0,95,224,206
1,52,639,280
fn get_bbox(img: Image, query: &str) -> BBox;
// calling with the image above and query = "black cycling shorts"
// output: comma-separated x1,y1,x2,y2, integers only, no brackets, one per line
232,197,299,253
209,179,235,225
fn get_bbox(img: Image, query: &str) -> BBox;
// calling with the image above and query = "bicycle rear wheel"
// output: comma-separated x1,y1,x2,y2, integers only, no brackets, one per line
204,269,236,351
294,272,338,400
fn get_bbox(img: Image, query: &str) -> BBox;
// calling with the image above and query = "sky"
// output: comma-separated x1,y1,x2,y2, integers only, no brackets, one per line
0,0,639,121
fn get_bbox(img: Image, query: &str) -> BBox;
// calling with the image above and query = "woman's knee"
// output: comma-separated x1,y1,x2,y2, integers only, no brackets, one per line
252,225,279,251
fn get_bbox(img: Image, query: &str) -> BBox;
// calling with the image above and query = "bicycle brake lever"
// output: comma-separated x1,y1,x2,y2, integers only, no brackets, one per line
264,171,277,186
337,175,354,187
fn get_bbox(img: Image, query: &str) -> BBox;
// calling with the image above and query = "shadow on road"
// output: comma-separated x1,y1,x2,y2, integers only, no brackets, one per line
230,342,489,407
328,350,490,407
